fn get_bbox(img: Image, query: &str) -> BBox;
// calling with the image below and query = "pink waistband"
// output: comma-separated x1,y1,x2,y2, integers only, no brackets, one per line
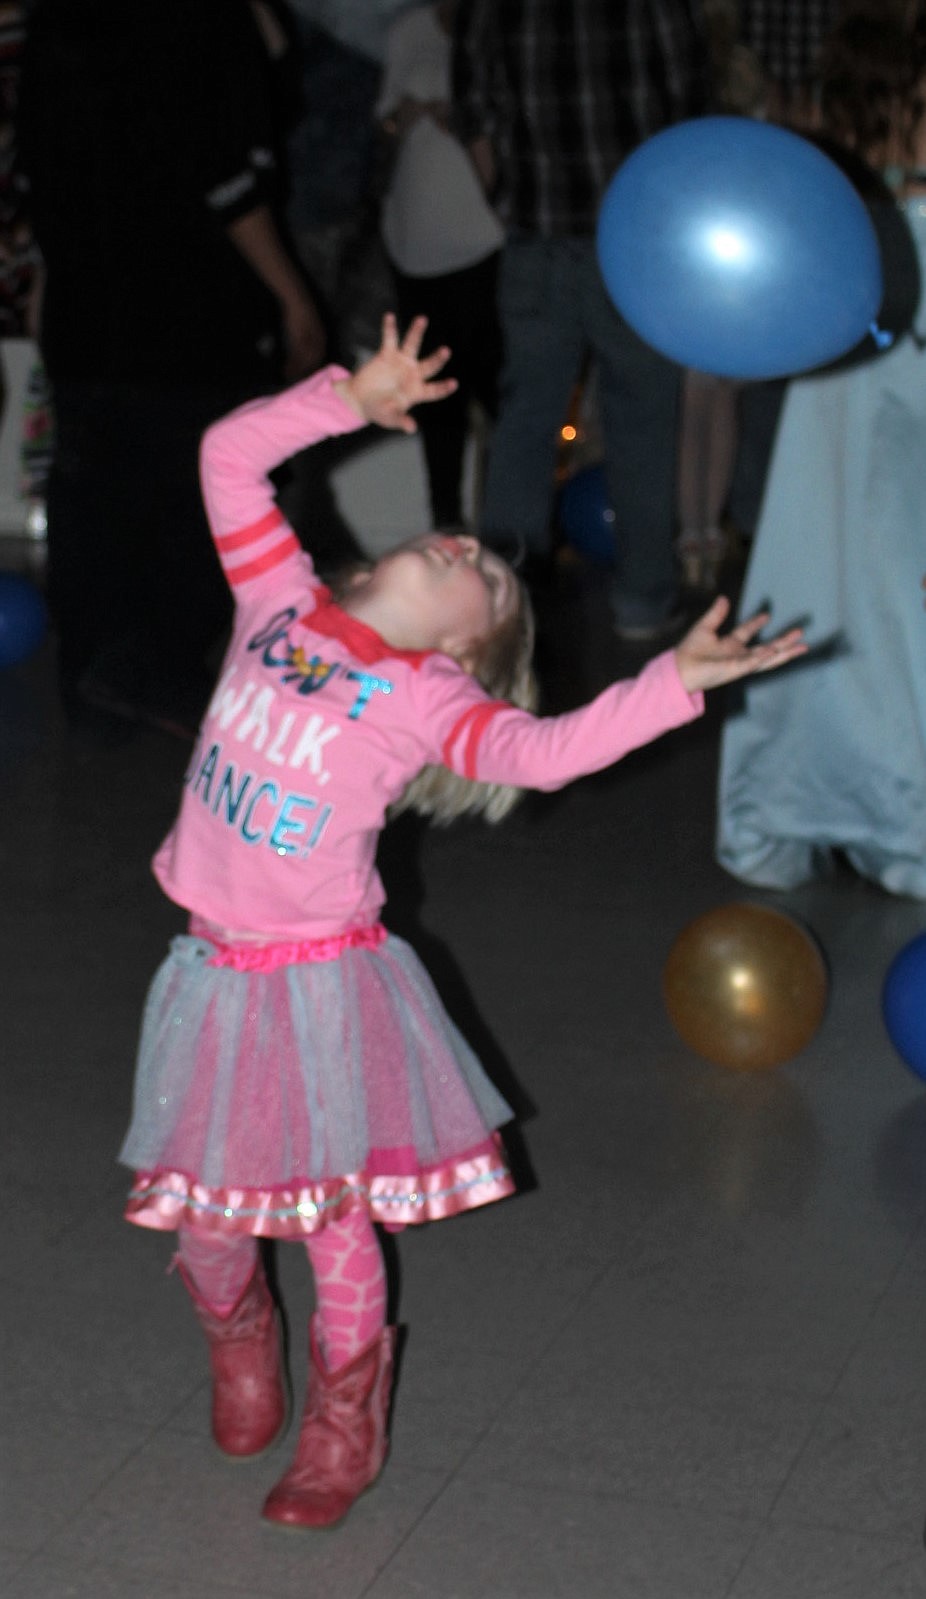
188,918,387,973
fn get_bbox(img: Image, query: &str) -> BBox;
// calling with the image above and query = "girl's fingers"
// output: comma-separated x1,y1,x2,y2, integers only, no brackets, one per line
756,632,805,661
400,315,428,357
418,344,452,379
696,595,730,631
416,377,458,405
754,636,806,668
381,311,400,351
731,609,771,644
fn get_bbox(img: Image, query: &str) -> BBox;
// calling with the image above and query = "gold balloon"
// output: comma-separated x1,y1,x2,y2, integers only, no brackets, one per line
662,903,828,1071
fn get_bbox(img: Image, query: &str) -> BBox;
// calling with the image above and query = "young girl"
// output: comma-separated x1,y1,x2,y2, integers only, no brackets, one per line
118,315,804,1532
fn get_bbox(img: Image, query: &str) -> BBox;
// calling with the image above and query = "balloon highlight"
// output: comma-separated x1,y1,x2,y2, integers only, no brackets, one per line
662,902,828,1071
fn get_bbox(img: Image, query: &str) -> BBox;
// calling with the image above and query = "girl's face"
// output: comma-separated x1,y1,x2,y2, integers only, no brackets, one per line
362,533,520,663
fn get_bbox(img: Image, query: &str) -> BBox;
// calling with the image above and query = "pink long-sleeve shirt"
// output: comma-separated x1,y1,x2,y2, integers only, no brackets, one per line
153,368,703,939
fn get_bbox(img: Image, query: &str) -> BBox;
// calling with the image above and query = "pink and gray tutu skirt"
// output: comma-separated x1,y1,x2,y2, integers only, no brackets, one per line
119,927,515,1238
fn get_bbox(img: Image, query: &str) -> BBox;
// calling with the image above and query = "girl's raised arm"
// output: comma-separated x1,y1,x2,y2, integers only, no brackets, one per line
198,369,365,595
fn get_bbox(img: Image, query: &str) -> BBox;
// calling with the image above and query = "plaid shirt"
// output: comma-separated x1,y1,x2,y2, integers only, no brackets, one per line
740,0,842,97
453,0,710,236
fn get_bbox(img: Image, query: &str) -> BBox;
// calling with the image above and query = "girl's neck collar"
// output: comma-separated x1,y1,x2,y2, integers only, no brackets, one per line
304,589,434,668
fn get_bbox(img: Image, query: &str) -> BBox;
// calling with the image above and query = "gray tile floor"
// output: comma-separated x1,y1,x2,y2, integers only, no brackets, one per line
2,561,926,1598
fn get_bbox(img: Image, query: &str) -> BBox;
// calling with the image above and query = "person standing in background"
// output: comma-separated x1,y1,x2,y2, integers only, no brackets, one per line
18,0,325,740
283,0,414,361
452,0,710,639
739,0,842,130
716,7,926,899
0,1,34,340
674,0,768,593
377,0,504,528
715,0,847,552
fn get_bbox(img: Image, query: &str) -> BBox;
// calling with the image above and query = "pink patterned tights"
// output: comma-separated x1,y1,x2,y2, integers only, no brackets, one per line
178,1212,387,1371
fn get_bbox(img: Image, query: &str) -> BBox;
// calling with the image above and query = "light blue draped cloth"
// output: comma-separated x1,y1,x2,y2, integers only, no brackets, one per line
717,202,926,900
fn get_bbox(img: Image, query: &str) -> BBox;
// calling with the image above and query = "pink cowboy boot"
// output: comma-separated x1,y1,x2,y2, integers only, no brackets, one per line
261,1316,396,1529
178,1259,287,1458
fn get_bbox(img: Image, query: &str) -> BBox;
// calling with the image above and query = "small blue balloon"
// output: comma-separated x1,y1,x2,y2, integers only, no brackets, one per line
596,116,883,380
882,932,926,1081
558,465,617,564
0,572,47,668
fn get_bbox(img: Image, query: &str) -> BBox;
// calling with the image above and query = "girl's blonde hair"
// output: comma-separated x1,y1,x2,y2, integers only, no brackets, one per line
393,573,539,825
330,552,539,826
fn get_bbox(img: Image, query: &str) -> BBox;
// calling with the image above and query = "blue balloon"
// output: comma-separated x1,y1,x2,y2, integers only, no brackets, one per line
558,465,617,563
882,932,926,1081
596,116,883,380
0,572,47,668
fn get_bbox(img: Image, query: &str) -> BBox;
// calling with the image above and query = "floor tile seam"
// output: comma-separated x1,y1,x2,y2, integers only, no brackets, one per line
355,1267,620,1598
475,1372,849,1419
442,1464,923,1545
181,1549,349,1599
10,1397,205,1431
0,1543,41,1584
722,1537,926,1599
461,1442,810,1500
475,1257,626,1412
354,1469,469,1599
756,1236,923,1526
760,1382,850,1526
817,1242,920,1398
4,1376,210,1435
718,1515,769,1599
767,1501,925,1540
435,1465,777,1523
142,1376,214,1442
7,1426,162,1571
14,1548,319,1599
354,1488,767,1599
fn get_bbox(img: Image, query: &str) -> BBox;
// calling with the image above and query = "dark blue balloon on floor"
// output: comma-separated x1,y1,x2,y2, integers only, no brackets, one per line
882,932,926,1081
558,465,617,564
596,116,883,380
0,572,47,668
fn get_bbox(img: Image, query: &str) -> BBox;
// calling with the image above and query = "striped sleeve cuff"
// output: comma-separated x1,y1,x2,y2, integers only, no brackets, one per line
212,507,300,591
441,701,508,778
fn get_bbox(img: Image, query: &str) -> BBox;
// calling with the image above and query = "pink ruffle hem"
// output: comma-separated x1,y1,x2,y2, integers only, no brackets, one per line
124,1134,514,1238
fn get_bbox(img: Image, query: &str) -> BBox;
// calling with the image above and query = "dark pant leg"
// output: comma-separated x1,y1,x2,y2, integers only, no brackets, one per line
46,379,248,717
392,254,503,527
582,248,682,621
480,238,585,555
130,385,240,665
45,381,148,691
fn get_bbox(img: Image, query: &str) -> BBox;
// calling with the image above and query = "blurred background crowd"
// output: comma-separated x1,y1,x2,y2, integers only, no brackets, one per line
0,0,906,748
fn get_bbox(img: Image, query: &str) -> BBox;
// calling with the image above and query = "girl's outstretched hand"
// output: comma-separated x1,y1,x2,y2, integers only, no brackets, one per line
336,313,458,432
675,596,806,694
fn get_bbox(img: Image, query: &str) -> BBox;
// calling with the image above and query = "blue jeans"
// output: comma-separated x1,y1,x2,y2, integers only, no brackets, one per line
482,236,681,622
